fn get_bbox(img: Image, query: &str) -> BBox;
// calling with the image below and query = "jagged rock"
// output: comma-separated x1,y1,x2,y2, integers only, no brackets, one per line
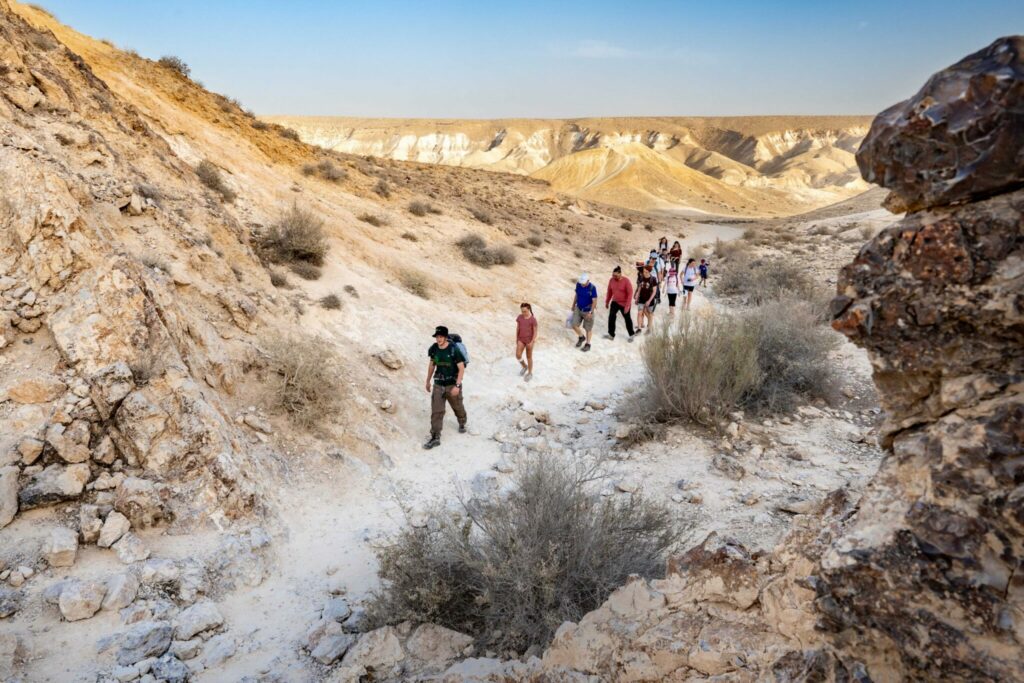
58,579,106,621
45,527,79,567
405,624,474,670
117,621,173,666
0,466,17,528
16,437,43,465
99,511,131,548
341,626,405,672
375,350,403,370
665,534,761,610
79,504,103,543
103,572,140,611
342,607,369,633
88,362,135,420
0,587,21,618
242,413,272,434
113,532,150,564
168,638,202,661
857,36,1024,212
3,375,66,404
45,421,91,463
304,618,343,652
141,558,179,585
92,435,119,465
18,463,90,510
113,478,168,529
311,633,354,665
323,597,352,622
199,634,236,668
710,453,745,480
174,601,223,640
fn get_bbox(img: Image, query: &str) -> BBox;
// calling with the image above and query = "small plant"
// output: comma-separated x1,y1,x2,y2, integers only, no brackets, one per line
408,200,440,217
279,127,301,141
620,221,633,231
289,261,322,280
269,271,288,288
456,234,516,267
139,255,170,272
157,55,190,78
527,234,543,248
344,284,359,298
195,160,236,202
256,205,328,266
303,160,346,182
860,225,875,240
373,179,391,198
714,237,746,260
400,270,431,299
252,120,270,131
400,232,418,242
319,294,342,310
470,207,493,225
261,332,343,428
644,223,654,232
601,236,622,256
358,213,387,227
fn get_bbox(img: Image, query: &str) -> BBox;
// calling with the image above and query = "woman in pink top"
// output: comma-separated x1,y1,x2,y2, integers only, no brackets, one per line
515,302,538,381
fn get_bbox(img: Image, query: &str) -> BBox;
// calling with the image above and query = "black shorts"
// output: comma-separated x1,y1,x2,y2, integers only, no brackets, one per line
667,293,678,306
683,285,695,292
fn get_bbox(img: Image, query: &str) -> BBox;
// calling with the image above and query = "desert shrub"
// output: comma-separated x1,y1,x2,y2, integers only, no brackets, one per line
456,234,516,267
742,227,757,240
269,271,288,288
408,201,429,217
252,120,270,131
601,236,621,256
303,159,346,182
399,270,431,299
256,205,328,266
742,300,838,413
157,55,190,78
713,237,745,259
358,213,387,227
262,332,342,428
470,207,493,224
527,234,543,248
642,313,761,426
195,160,236,202
289,261,322,280
400,232,418,242
808,224,830,236
279,127,301,141
319,294,342,310
689,243,707,260
860,225,875,240
344,284,359,298
373,179,391,198
644,223,654,232
716,256,819,305
620,221,633,231
368,455,681,653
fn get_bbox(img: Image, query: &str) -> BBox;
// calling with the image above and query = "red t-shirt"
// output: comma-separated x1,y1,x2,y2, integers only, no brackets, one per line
605,276,634,311
516,314,537,344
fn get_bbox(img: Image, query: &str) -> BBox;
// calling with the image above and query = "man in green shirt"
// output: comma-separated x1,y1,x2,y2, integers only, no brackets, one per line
424,325,467,449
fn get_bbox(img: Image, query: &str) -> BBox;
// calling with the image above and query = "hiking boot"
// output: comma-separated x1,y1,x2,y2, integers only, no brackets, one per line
582,343,591,352
423,435,441,449
458,424,467,434
575,335,586,348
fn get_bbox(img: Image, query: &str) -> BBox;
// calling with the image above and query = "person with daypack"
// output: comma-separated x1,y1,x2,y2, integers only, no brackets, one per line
658,236,669,253
604,265,636,342
665,261,681,317
423,325,467,449
699,258,709,288
683,258,700,310
515,302,538,381
570,273,598,352
635,263,659,333
670,241,683,268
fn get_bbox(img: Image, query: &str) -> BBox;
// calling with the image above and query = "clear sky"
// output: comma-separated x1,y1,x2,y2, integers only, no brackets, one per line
33,0,1023,118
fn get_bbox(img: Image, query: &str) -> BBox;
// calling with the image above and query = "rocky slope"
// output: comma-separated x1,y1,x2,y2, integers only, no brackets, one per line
267,115,872,216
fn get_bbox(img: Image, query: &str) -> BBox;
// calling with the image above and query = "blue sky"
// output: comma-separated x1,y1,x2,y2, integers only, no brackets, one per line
33,1,1023,118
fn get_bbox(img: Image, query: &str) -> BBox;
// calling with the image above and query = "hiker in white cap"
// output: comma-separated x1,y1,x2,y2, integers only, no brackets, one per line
570,272,599,352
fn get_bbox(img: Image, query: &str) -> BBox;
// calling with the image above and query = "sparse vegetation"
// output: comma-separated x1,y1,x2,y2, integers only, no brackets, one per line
157,55,190,78
358,213,388,227
344,284,359,298
399,270,431,299
289,261,322,280
601,236,622,256
373,179,391,198
456,234,516,267
319,294,342,310
256,205,328,266
620,221,633,231
860,225,875,240
269,271,288,288
368,455,681,652
29,30,58,51
408,200,440,217
262,332,342,428
470,207,493,224
302,160,347,182
252,120,270,131
139,255,170,272
279,127,301,141
716,256,820,306
713,237,746,260
195,160,236,202
400,232,418,242
527,234,543,248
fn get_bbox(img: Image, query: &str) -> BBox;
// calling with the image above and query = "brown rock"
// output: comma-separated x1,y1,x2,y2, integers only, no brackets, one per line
4,376,66,404
16,437,43,465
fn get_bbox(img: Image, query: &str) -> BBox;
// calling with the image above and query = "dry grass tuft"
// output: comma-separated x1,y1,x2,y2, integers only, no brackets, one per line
289,261,322,280
470,207,493,224
601,236,622,256
399,270,431,299
400,232,418,242
456,234,516,267
262,332,342,428
157,55,190,78
408,200,441,217
195,160,236,202
358,213,388,227
302,159,347,182
256,205,328,266
319,294,342,310
373,179,391,198
620,221,633,231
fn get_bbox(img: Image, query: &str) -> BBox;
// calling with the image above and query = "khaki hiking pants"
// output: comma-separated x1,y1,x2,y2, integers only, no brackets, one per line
431,384,467,437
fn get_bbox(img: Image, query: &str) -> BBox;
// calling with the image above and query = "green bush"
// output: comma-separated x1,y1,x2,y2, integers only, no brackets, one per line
368,456,681,653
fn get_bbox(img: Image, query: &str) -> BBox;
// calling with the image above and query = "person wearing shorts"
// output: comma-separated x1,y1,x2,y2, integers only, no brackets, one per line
515,302,538,381
682,258,699,310
665,263,681,317
571,272,598,352
635,264,659,333
699,259,709,287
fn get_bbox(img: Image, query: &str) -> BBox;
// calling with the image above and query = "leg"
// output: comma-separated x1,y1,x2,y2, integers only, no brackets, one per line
526,343,534,374
623,307,636,337
608,303,618,338
446,385,467,428
516,341,527,373
584,313,594,344
430,384,446,438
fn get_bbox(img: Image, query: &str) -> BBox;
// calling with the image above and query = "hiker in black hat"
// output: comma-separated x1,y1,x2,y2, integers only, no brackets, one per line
423,325,467,449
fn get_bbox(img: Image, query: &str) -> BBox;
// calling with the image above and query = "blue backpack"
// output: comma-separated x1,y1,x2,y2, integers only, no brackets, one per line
449,333,469,365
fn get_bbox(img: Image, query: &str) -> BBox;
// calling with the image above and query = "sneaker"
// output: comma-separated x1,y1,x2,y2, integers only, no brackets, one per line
524,372,533,382
645,327,652,335
519,362,528,376
423,436,441,449
603,334,614,340
628,335,636,343
575,336,586,348
582,343,591,352
458,424,467,434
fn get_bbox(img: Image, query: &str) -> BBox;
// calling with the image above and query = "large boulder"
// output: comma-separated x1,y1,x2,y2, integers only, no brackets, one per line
117,620,173,666
58,580,106,621
18,463,89,510
856,36,1024,212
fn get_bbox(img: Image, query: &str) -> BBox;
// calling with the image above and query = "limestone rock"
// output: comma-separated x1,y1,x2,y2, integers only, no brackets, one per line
168,638,202,660
311,633,354,665
0,466,17,529
79,504,102,543
99,511,131,548
117,621,173,666
323,597,352,622
405,624,473,670
45,527,79,567
375,350,404,370
17,437,44,465
103,572,140,611
88,362,135,420
58,579,106,621
341,625,405,672
113,478,168,529
0,587,21,618
4,375,66,404
45,421,91,463
199,634,236,669
174,601,223,640
666,533,761,610
857,36,1024,212
141,558,180,585
18,464,90,510
149,654,188,683
113,532,150,564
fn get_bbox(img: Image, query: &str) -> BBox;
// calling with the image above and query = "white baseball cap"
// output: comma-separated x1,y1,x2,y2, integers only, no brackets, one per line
578,273,590,284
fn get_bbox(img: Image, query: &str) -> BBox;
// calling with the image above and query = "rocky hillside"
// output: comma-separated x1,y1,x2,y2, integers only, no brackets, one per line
267,115,872,216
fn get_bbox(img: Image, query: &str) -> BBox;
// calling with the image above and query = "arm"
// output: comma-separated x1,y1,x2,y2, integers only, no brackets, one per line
645,278,657,304
530,319,538,344
624,279,634,310
450,361,466,396
425,360,434,392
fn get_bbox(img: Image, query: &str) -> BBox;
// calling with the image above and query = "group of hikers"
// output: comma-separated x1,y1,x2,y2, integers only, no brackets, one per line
422,236,708,449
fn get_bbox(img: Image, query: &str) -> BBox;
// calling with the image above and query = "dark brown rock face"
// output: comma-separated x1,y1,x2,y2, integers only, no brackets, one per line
856,36,1024,212
829,37,1024,682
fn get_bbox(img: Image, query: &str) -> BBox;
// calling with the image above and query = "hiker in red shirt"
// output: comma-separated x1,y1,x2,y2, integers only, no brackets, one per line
603,266,636,342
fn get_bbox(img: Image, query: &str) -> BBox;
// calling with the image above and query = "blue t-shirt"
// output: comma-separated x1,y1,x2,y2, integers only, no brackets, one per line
575,283,598,312
699,264,708,277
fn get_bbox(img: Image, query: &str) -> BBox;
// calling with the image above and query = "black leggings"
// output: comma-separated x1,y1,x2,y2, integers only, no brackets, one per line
608,301,635,338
